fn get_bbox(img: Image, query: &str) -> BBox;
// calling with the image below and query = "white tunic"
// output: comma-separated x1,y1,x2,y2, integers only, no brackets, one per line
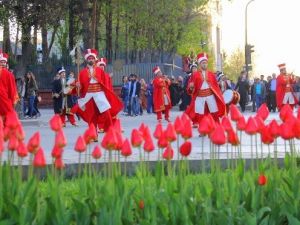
78,68,111,113
194,71,218,114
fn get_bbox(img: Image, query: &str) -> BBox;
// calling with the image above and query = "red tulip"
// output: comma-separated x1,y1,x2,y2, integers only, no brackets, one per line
165,123,177,142
54,157,65,170
131,129,143,147
258,174,267,186
210,124,226,145
15,124,25,141
157,132,168,148
261,125,274,145
254,115,265,133
179,141,192,157
5,111,19,129
142,126,152,141
115,131,124,151
181,119,193,140
121,139,132,157
162,144,174,160
17,141,28,158
245,117,258,135
268,119,280,138
229,104,242,121
8,135,19,151
256,103,269,121
279,104,293,122
92,146,102,159
74,136,87,153
49,114,63,132
143,136,155,152
101,127,118,150
174,116,183,134
227,129,240,146
55,130,67,148
113,118,123,133
138,200,145,210
33,147,46,168
84,124,97,144
138,123,146,136
27,132,40,154
293,119,300,139
181,113,190,125
198,115,213,136
51,145,63,158
280,121,294,140
153,123,163,139
221,116,233,132
237,116,246,131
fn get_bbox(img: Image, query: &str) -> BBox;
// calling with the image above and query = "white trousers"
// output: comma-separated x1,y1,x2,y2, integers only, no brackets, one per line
78,91,111,113
282,92,295,104
195,95,218,115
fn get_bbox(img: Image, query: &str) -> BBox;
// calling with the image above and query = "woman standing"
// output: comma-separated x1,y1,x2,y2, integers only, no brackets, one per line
120,75,129,114
25,71,39,118
235,71,250,112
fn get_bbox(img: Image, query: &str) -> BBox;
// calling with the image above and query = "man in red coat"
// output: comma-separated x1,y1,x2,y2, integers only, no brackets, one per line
72,49,123,139
152,66,172,123
276,63,297,110
0,51,18,120
186,53,225,126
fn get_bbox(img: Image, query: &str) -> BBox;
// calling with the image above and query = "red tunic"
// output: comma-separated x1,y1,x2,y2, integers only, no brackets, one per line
276,74,297,109
153,76,172,112
0,67,18,117
185,70,225,118
75,67,123,124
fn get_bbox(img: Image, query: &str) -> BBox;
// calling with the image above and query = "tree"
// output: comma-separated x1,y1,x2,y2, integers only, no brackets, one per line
223,48,245,81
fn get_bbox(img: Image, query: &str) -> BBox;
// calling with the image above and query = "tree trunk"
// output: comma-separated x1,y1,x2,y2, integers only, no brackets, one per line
91,0,97,48
14,23,19,59
3,17,11,54
82,0,91,49
105,0,113,63
114,5,120,60
21,23,33,66
41,24,49,63
125,19,129,64
95,1,101,51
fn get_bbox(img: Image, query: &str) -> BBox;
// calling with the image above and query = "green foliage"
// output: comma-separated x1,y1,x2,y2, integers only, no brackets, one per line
223,48,245,81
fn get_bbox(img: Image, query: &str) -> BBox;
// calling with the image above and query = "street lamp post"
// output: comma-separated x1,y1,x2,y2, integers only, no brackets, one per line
245,0,255,76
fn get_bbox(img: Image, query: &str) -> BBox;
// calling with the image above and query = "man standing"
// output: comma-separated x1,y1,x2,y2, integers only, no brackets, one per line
127,74,141,117
235,71,250,112
0,51,18,120
276,63,297,110
72,49,122,138
152,66,172,122
186,53,225,124
268,73,277,112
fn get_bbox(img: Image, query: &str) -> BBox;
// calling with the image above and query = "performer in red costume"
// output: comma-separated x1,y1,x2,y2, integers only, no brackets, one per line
276,63,297,110
72,49,122,139
152,66,172,123
0,51,18,120
186,53,225,126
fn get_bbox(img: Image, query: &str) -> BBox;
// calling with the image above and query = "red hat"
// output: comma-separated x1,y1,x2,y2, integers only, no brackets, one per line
152,66,161,75
0,52,9,62
97,57,107,66
197,52,208,64
84,49,98,60
278,63,286,70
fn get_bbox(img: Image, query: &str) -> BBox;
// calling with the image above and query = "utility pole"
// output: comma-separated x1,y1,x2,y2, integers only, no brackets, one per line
245,0,255,77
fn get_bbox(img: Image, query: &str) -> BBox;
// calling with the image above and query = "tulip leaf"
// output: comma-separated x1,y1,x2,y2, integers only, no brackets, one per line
287,213,300,225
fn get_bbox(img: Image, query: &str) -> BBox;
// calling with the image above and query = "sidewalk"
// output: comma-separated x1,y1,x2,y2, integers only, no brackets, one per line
13,107,293,165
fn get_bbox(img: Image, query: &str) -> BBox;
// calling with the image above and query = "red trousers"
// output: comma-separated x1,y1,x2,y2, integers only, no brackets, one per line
97,110,113,132
60,110,76,125
156,106,170,121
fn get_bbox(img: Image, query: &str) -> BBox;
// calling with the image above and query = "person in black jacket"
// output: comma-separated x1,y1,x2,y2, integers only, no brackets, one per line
235,71,250,112
127,74,141,116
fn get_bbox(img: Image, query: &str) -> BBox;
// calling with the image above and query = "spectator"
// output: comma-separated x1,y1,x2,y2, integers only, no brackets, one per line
25,71,39,118
294,76,300,106
146,79,154,113
139,78,147,115
253,77,266,111
268,73,277,112
235,71,250,112
120,75,129,114
127,74,141,116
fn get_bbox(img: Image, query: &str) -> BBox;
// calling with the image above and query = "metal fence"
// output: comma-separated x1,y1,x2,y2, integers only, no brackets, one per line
29,62,184,90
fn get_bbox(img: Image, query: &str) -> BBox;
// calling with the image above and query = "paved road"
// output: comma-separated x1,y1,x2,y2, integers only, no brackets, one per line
10,107,296,165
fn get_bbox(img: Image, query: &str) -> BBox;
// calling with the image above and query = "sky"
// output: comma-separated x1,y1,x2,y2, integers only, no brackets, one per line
221,0,300,75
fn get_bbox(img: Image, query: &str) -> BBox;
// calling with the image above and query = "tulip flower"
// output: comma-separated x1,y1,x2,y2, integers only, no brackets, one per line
221,116,233,132
142,126,152,141
101,127,118,150
279,104,293,122
54,157,65,170
165,123,177,142
229,104,242,121
179,141,192,157
254,115,265,133
49,114,63,132
55,130,67,148
115,131,124,151
138,123,146,136
33,147,46,168
153,123,163,139
51,145,63,159
113,118,123,133
15,124,25,141
268,119,280,138
131,129,143,147
293,119,300,139
8,135,19,151
162,144,174,160
280,121,295,140
143,136,155,152
174,116,183,134
121,139,132,157
138,199,145,210
198,115,213,136
237,116,246,131
27,132,40,154
17,141,28,158
157,132,168,148
256,103,269,121
258,174,267,186
227,129,240,146
245,117,258,135
210,124,226,145
84,124,97,144
261,125,274,145
74,136,87,153
181,119,192,140
181,113,190,125
92,146,102,159
5,111,19,129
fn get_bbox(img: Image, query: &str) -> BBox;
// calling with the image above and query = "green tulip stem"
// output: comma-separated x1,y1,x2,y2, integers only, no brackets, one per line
250,135,254,172
78,153,82,176
201,136,205,173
